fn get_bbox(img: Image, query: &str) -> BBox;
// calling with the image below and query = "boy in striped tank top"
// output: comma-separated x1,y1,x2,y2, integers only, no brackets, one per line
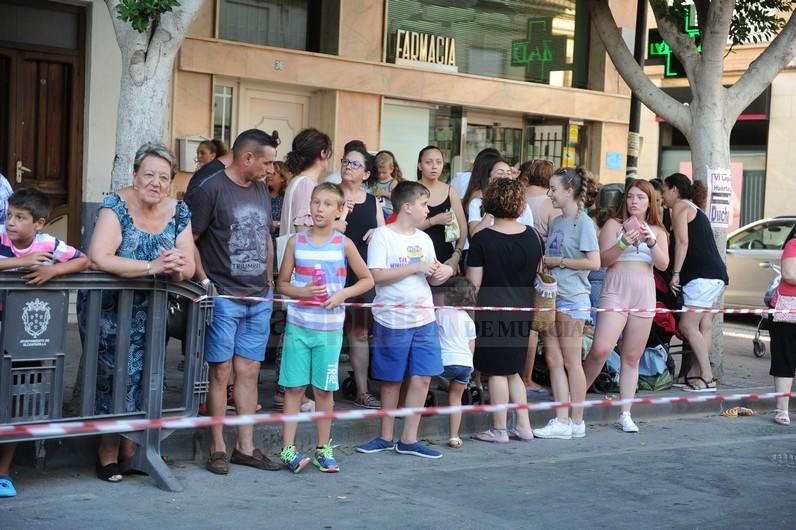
276,183,374,473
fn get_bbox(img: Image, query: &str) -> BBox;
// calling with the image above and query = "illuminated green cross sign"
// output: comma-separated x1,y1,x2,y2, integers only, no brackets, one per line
511,18,568,84
648,9,702,78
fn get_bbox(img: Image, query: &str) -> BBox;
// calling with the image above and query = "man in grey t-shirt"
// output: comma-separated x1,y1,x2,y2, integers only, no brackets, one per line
185,129,280,475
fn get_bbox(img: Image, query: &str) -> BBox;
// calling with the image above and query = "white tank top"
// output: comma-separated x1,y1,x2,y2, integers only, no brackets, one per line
615,235,654,264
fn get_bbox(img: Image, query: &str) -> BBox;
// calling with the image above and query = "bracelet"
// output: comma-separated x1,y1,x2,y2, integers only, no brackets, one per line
647,238,657,248
200,278,211,287
146,261,151,274
672,271,680,275
617,238,630,251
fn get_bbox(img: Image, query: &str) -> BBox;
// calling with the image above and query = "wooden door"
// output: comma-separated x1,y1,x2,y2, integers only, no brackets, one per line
0,0,85,244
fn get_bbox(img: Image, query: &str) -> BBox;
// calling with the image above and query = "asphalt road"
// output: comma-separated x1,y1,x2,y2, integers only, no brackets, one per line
2,413,795,529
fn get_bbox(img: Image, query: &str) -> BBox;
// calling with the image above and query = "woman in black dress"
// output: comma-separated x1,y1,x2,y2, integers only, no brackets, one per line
467,178,543,443
339,143,384,408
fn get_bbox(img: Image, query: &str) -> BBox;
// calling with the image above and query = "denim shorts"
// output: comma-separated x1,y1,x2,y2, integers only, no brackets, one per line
205,296,273,363
439,365,472,385
371,321,443,382
556,295,592,322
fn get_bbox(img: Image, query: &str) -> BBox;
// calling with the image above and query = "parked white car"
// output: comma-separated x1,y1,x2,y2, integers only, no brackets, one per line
725,216,796,308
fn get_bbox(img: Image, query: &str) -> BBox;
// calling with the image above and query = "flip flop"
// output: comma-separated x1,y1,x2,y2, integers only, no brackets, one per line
682,376,717,393
0,475,16,497
508,428,534,442
526,387,550,397
470,429,510,444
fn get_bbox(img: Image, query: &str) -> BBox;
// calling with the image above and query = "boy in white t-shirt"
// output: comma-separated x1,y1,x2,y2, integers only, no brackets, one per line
356,181,454,459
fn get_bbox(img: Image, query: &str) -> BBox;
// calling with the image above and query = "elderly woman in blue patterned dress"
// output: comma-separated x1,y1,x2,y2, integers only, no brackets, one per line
85,143,195,482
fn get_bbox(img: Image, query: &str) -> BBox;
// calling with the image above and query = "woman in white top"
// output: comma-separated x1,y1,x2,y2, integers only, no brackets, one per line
464,157,534,238
583,179,670,433
520,159,559,240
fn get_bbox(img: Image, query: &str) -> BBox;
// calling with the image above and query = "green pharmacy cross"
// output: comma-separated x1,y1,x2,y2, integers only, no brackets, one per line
648,9,702,78
511,18,568,83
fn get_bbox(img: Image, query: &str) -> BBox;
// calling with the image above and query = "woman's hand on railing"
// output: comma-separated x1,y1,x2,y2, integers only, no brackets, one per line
159,248,189,280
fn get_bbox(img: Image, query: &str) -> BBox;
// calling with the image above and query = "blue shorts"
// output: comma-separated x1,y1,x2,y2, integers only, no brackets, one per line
371,321,443,382
557,295,591,322
439,365,472,385
205,296,273,363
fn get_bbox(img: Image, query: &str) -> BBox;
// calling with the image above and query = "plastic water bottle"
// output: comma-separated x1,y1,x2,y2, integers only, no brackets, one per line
312,264,328,302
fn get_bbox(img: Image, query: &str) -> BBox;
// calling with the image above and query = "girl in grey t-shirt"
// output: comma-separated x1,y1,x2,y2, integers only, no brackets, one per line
533,167,601,441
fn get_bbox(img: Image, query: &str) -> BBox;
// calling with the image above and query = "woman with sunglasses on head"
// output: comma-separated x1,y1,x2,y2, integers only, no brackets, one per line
339,142,384,409
416,146,467,273
583,179,670,433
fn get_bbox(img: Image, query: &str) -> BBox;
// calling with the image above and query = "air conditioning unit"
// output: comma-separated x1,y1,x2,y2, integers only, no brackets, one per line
176,135,207,173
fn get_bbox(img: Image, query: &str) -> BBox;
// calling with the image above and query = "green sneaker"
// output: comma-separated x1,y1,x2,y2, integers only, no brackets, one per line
313,441,339,473
280,445,310,474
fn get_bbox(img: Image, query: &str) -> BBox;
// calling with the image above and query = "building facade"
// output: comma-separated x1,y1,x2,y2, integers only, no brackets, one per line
1,0,643,245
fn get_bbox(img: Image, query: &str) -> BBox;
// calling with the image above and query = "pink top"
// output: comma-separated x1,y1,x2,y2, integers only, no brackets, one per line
779,238,796,297
0,227,80,265
279,175,315,236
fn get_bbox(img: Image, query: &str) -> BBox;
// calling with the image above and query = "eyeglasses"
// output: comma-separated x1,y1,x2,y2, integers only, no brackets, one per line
341,159,364,170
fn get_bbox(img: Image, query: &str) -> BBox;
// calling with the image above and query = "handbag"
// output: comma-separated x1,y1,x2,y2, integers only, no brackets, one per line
772,286,796,324
530,227,557,332
276,175,307,270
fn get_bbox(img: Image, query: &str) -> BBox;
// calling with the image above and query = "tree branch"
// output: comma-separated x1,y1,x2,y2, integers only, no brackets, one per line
700,0,735,67
726,9,796,120
590,0,691,134
649,0,702,82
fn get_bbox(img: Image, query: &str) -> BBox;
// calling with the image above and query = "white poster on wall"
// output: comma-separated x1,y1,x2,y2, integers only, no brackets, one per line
707,167,732,228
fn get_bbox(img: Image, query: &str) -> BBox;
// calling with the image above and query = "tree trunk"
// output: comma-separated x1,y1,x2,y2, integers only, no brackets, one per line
111,51,174,190
685,98,731,381
106,1,203,190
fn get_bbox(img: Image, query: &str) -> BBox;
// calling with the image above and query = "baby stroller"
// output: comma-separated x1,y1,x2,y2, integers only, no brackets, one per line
752,263,781,358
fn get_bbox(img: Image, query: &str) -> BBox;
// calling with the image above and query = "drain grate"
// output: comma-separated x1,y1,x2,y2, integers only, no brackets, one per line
770,453,796,468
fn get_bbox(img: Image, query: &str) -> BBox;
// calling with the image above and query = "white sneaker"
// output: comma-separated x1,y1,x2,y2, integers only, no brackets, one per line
617,412,639,433
532,418,572,440
570,419,586,438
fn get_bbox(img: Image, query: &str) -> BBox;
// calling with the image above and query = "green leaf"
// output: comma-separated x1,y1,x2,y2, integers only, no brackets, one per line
116,0,181,34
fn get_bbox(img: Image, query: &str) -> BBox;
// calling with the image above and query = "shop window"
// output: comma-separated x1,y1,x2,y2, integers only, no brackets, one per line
213,84,234,148
385,0,588,87
218,0,338,54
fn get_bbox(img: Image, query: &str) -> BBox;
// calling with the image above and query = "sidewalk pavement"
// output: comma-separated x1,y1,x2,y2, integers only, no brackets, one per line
11,316,779,474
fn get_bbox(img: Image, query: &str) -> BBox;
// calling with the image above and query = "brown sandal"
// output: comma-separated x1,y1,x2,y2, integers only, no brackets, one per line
206,451,229,475
230,448,281,471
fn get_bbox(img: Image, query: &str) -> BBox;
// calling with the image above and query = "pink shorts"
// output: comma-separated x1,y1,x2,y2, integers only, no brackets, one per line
599,268,656,318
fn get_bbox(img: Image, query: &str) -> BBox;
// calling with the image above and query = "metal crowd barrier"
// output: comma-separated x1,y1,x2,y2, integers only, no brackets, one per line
0,271,212,491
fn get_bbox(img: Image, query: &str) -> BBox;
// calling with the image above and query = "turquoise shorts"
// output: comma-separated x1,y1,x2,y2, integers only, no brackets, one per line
278,324,343,391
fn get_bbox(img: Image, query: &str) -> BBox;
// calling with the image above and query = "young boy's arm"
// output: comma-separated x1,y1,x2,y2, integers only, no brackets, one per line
322,239,374,309
23,254,90,286
0,252,54,272
370,260,439,285
276,235,325,300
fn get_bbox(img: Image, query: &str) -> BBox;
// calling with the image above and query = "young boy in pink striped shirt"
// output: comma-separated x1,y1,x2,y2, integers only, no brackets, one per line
276,183,373,473
0,188,89,498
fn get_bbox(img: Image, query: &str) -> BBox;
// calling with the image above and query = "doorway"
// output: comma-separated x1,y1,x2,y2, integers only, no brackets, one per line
0,0,85,244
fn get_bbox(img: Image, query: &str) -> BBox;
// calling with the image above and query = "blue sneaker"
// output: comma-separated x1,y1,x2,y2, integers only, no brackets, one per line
355,437,395,454
0,475,16,497
279,445,310,474
313,442,339,473
394,441,443,459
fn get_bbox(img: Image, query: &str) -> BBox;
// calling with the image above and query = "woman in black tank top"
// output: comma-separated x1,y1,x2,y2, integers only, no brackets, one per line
340,145,383,409
663,173,728,393
416,146,467,272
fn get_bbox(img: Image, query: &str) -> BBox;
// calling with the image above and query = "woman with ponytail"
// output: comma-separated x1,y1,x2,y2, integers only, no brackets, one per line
532,167,601,440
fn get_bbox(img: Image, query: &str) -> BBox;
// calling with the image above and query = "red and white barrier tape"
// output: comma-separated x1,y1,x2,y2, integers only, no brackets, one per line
195,294,792,315
1,391,792,439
